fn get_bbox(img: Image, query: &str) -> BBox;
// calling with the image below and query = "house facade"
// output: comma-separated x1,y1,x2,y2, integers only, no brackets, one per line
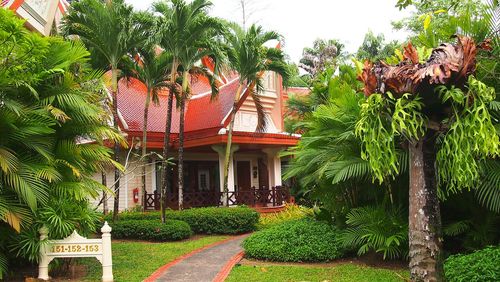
96,68,301,211
2,0,302,211
1,0,68,35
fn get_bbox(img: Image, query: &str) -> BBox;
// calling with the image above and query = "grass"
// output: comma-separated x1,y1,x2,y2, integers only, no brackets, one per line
79,235,229,282
226,264,409,282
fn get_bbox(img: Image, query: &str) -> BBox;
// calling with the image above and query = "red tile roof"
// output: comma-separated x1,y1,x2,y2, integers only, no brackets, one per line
117,78,181,133
115,69,299,148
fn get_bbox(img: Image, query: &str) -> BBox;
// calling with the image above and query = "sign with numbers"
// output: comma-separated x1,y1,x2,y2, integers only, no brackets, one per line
38,222,113,282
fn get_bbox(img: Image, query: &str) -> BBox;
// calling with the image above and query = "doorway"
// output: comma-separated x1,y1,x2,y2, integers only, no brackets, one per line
236,161,251,190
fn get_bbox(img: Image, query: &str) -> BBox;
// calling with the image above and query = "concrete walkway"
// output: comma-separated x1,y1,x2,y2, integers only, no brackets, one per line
147,235,248,282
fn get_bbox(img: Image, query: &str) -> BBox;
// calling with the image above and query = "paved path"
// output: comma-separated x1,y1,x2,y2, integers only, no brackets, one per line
148,235,247,282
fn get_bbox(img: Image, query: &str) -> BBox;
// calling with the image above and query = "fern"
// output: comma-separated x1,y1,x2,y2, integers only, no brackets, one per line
337,206,408,260
475,159,500,213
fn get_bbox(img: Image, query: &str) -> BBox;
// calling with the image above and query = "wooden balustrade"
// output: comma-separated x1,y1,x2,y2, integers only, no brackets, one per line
144,186,290,210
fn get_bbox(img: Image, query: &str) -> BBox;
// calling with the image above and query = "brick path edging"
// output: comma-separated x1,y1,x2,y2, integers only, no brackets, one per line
212,250,245,282
143,235,247,282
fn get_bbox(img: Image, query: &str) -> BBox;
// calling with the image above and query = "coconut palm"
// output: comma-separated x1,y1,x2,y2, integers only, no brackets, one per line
222,23,290,201
63,0,147,220
154,0,225,213
122,46,173,209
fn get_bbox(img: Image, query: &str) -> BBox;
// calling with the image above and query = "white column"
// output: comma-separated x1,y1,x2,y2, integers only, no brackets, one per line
38,226,50,281
263,148,283,187
101,222,113,282
212,145,239,193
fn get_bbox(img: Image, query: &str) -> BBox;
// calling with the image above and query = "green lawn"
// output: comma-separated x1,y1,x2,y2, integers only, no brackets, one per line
226,264,409,282
79,235,229,282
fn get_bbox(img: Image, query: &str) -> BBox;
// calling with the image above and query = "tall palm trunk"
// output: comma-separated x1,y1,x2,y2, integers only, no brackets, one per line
141,88,151,210
161,59,178,223
177,71,189,210
111,67,121,222
408,132,443,282
222,84,244,204
101,170,108,214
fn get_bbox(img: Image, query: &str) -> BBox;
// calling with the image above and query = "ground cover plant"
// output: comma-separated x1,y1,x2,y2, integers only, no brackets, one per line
226,264,409,282
444,245,500,282
110,219,192,241
105,206,259,234
79,235,228,282
243,218,344,262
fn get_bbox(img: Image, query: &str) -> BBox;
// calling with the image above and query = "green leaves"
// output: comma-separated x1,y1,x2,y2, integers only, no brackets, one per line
0,8,122,277
337,206,408,260
356,94,399,183
436,77,499,194
391,94,426,141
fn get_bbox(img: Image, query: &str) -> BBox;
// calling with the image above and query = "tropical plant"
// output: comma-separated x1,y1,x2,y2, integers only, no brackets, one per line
222,23,290,201
338,205,408,260
299,38,345,78
154,0,225,211
0,8,121,277
63,0,147,220
122,45,173,209
355,37,498,280
355,31,400,62
283,65,409,224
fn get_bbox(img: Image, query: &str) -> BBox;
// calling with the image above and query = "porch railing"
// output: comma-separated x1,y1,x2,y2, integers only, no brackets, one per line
144,186,290,210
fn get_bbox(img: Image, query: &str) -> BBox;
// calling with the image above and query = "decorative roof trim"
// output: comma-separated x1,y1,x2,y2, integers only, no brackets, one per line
190,76,240,100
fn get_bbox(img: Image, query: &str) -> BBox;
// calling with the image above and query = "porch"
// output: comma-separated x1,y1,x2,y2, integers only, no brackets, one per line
144,185,291,210
142,143,292,210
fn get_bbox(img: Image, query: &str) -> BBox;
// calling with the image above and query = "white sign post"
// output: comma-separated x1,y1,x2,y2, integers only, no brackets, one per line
38,222,113,282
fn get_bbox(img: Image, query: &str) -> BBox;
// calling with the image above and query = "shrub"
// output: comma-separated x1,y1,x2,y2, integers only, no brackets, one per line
170,207,259,234
444,246,500,282
105,206,259,234
243,218,344,262
337,206,408,260
110,220,192,241
257,204,313,229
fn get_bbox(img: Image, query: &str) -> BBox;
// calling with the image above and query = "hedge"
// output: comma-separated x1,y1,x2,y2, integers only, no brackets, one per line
444,246,500,282
243,218,345,262
110,220,192,241
105,206,259,234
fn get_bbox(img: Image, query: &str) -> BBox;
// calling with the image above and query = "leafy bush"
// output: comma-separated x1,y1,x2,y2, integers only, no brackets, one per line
257,204,313,229
105,206,259,234
444,246,500,282
243,218,344,262
337,206,408,260
170,207,259,234
111,220,192,241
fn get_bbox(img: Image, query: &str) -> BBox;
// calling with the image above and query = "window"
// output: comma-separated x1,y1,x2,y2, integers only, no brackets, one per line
198,169,210,191
265,72,276,90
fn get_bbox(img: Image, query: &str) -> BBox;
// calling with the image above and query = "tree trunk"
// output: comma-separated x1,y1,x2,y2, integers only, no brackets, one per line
222,84,244,205
177,71,189,210
101,170,108,215
111,67,121,222
141,89,151,210
161,59,178,223
408,133,443,282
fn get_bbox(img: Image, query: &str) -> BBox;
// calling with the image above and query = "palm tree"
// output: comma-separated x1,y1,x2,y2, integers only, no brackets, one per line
122,47,172,209
0,8,122,275
154,0,225,212
223,23,290,202
63,0,146,220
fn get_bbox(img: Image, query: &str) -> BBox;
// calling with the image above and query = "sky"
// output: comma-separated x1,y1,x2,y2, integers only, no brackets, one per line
125,0,412,64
